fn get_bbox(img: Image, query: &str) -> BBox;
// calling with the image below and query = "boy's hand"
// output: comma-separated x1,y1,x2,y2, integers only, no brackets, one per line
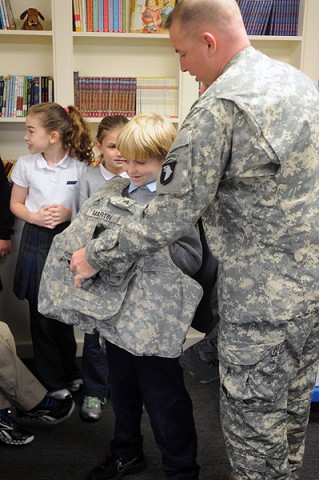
70,247,99,288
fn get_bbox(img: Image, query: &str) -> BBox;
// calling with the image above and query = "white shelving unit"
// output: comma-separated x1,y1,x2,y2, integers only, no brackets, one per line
1,0,319,355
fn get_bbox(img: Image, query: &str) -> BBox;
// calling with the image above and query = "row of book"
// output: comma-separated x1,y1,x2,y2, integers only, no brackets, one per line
237,0,300,36
74,73,178,118
135,77,178,117
0,0,16,30
72,0,176,33
73,0,127,32
73,0,300,36
0,75,54,118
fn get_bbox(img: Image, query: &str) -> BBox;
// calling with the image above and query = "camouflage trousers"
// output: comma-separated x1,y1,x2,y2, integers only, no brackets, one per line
0,321,46,410
218,310,319,479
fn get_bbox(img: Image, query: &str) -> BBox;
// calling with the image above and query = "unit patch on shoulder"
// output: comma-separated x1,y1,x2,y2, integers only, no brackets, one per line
160,159,177,185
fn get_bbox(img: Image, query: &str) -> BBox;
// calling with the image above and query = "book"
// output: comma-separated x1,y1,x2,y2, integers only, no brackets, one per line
1,77,7,116
129,0,176,34
93,0,99,31
0,2,5,29
0,76,4,115
78,0,84,31
98,0,104,31
26,76,32,113
48,76,54,102
121,0,126,32
81,0,87,31
113,0,119,32
0,0,9,29
87,0,94,32
108,0,113,32
291,0,300,35
72,0,81,31
4,0,16,29
103,0,109,31
16,75,24,117
31,76,40,106
4,75,11,117
23,76,30,116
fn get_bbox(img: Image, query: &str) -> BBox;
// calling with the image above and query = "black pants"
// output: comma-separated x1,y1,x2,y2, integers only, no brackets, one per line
82,331,109,398
106,340,200,480
29,303,80,391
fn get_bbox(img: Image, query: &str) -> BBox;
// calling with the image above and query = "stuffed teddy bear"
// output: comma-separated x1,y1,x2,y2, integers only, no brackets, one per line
20,8,44,30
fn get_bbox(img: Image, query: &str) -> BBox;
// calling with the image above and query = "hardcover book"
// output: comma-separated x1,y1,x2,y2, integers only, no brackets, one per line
129,0,175,34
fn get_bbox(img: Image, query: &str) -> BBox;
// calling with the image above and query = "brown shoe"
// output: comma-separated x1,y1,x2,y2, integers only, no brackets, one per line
228,473,236,480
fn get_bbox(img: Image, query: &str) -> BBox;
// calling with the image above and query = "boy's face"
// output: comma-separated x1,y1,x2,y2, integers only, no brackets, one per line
122,157,163,187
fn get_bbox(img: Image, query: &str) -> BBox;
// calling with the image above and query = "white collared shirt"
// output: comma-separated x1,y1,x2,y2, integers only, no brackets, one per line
11,153,88,211
128,181,157,193
99,163,129,182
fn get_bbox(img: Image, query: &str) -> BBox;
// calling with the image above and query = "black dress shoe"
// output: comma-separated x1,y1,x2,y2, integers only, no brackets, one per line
87,453,146,480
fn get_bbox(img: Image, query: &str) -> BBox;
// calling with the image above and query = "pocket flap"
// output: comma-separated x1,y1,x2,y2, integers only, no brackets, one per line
219,335,285,366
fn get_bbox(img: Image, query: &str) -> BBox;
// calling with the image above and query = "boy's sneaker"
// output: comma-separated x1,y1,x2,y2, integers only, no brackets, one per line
81,396,106,422
16,394,75,425
49,388,72,400
0,409,34,446
66,378,83,393
87,454,146,480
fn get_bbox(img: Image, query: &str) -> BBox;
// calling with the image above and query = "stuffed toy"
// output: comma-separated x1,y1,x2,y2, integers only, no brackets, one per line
20,8,44,30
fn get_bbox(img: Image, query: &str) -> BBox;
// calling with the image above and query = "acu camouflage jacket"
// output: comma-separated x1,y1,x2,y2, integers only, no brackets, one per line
38,178,203,357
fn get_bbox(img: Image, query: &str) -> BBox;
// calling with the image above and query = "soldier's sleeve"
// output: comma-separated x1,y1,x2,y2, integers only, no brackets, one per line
86,103,233,271
168,223,203,277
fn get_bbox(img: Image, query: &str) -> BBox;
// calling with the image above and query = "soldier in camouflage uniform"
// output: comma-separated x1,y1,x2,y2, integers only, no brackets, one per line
70,1,319,479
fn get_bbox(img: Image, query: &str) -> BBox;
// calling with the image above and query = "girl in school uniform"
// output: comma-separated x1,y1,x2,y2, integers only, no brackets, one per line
10,102,94,399
72,115,129,422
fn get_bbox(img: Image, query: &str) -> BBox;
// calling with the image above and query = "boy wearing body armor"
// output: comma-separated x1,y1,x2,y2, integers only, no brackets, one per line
39,114,203,480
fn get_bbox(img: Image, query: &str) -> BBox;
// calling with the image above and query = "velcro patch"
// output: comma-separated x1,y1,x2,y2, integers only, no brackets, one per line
109,196,136,209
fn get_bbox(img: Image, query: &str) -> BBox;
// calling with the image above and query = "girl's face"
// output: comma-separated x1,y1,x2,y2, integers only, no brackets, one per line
122,156,163,188
24,115,54,154
97,128,125,175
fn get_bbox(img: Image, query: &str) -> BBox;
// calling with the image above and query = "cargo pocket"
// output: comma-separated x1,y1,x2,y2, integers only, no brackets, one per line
219,335,290,403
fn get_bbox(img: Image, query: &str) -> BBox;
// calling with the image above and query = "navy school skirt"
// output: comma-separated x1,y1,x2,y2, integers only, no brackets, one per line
14,221,70,304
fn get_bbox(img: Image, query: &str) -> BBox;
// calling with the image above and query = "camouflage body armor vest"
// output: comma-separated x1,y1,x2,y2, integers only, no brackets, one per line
39,178,203,357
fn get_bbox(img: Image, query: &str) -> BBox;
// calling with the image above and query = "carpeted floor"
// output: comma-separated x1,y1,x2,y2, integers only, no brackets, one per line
1,362,319,480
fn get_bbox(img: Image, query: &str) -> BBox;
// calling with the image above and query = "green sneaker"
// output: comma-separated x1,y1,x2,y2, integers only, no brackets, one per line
80,396,106,422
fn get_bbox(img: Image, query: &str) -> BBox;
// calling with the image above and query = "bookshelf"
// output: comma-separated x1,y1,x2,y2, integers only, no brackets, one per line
1,0,319,352
1,0,319,160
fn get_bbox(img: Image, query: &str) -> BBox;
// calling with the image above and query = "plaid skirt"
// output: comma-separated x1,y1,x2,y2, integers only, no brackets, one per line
14,221,70,304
